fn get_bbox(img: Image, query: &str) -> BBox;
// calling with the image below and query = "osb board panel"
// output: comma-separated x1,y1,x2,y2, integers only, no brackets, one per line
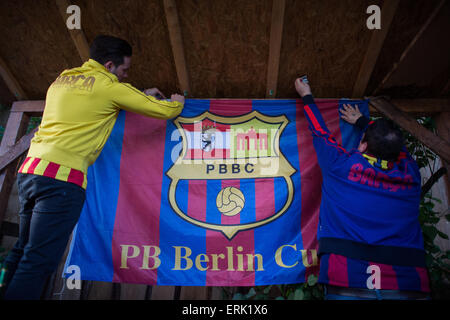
176,0,272,98
375,0,450,98
0,0,447,101
366,0,444,95
0,0,81,100
0,77,16,110
277,0,382,98
73,0,180,96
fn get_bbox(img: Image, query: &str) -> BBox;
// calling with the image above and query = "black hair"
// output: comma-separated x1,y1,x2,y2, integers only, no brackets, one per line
362,118,404,161
89,35,132,66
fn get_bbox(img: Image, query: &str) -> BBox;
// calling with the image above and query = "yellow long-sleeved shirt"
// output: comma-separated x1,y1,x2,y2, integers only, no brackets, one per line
20,59,183,188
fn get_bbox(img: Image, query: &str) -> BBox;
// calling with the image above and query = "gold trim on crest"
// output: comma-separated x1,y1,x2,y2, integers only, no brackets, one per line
166,111,295,240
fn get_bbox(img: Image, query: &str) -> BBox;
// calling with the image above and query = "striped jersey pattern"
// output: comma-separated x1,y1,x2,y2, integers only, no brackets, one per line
18,156,87,189
319,253,430,292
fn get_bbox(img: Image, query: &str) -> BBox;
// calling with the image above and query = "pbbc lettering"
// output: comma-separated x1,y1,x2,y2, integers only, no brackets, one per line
206,163,255,175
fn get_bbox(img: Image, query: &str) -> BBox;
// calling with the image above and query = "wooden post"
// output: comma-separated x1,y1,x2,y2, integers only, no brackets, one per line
163,0,190,96
372,99,450,117
0,128,37,172
0,111,30,230
55,0,90,63
0,101,44,234
179,286,209,300
369,97,450,163
265,0,286,98
150,285,175,300
119,283,148,300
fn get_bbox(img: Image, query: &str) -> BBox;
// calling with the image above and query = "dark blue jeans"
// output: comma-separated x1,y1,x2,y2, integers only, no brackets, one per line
3,173,85,300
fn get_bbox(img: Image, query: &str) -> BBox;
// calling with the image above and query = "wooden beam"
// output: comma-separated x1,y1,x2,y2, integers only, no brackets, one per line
352,0,399,98
55,0,90,62
372,0,446,95
0,111,30,231
0,127,37,172
163,0,191,96
370,98,450,117
2,97,448,172
0,55,28,100
421,166,447,198
11,100,46,113
265,0,286,98
369,97,450,163
7,98,450,115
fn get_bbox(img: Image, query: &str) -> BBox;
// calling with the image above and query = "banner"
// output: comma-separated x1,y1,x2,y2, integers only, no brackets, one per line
65,98,369,286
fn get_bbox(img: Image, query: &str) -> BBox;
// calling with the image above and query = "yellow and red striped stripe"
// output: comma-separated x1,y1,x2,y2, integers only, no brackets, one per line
18,157,87,189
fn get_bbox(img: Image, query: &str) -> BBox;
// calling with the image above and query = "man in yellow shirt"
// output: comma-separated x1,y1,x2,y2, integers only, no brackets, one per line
3,35,185,299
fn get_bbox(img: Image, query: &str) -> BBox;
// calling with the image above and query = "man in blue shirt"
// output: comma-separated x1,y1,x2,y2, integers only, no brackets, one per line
295,78,430,300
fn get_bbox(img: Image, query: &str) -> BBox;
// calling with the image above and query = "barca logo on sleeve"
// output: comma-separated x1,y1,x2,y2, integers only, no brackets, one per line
167,111,296,239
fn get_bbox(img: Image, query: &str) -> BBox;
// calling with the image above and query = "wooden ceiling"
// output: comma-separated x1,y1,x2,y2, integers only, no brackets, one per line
0,0,449,107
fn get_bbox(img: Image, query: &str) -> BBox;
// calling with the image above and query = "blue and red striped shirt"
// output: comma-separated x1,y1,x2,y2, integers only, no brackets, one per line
319,253,430,292
302,94,429,293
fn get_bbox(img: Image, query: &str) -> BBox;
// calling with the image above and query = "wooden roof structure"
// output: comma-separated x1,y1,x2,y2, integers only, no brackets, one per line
0,0,448,102
0,0,449,300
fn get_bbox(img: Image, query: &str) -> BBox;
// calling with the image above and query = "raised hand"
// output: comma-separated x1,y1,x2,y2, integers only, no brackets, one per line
340,104,362,124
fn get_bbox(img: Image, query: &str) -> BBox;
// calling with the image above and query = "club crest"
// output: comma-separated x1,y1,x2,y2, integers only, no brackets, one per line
167,111,295,239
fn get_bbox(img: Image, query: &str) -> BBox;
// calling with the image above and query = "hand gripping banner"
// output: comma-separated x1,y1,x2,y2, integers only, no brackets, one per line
65,99,369,286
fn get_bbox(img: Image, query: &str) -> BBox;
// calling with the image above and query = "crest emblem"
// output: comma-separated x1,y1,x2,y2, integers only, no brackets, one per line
167,111,295,239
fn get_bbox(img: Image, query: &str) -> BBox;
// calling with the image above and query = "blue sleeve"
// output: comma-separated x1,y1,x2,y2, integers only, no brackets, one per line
302,95,349,170
355,115,371,132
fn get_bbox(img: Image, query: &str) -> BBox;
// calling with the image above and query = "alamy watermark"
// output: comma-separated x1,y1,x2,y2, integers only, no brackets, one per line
65,264,81,290
66,5,81,30
366,265,381,289
366,5,381,30
64,4,383,31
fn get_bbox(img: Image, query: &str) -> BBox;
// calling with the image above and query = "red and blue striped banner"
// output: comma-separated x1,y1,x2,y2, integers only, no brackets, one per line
65,98,369,286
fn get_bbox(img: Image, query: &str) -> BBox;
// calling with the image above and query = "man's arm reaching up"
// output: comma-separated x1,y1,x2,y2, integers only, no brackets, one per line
295,78,349,170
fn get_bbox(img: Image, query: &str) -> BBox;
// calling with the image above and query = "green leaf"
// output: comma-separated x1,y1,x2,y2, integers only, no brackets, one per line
445,214,450,222
307,274,318,286
428,244,441,254
263,285,272,294
245,288,256,299
425,254,434,268
254,294,267,300
232,293,244,300
276,284,284,295
304,290,312,300
312,287,323,299
437,230,449,240
427,217,440,224
422,225,438,241
275,296,285,300
294,288,305,300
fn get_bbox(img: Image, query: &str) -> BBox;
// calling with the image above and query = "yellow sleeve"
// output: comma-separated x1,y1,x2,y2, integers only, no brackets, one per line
109,82,184,119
